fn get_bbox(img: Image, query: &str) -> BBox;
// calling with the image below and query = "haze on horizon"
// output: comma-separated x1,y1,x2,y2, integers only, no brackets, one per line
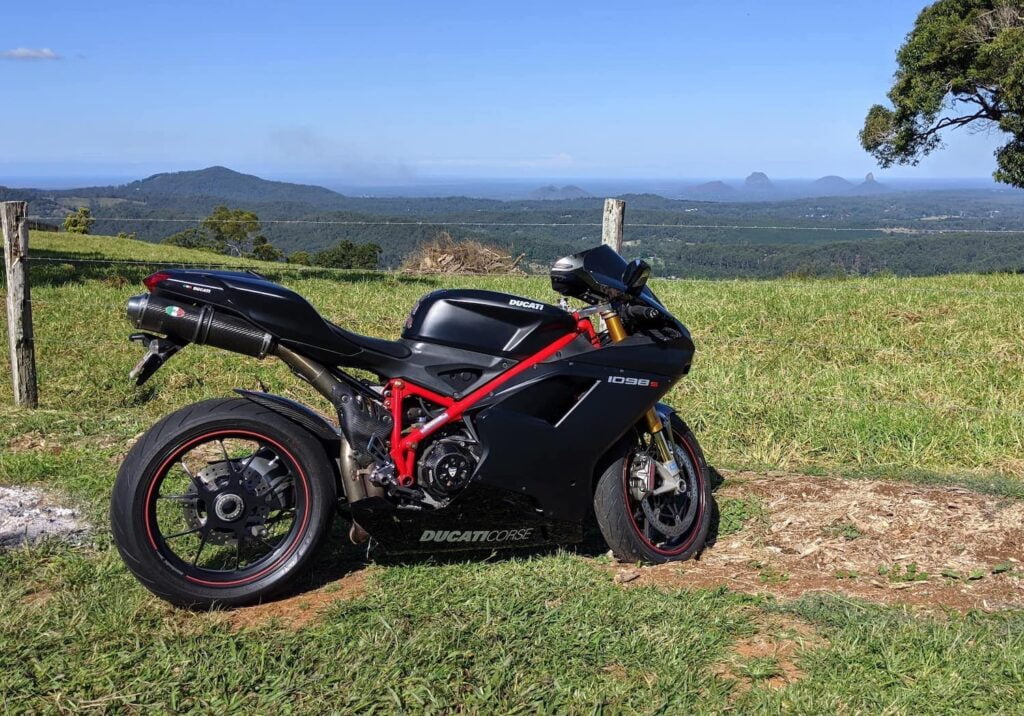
0,0,1007,187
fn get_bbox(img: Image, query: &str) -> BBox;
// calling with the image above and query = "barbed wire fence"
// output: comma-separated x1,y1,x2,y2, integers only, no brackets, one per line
4,199,1024,419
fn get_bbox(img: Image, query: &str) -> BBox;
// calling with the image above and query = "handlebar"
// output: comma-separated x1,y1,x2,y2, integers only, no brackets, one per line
623,304,662,324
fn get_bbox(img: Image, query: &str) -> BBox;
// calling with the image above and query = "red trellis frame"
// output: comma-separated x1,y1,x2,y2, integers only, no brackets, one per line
384,314,600,486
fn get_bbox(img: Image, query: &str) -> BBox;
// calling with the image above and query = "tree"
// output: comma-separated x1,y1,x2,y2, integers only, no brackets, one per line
201,205,262,256
860,1,1024,187
314,240,382,269
63,207,94,234
162,227,220,252
250,235,284,262
288,250,313,265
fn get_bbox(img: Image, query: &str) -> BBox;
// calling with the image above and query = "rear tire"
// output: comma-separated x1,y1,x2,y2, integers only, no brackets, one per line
594,416,712,563
110,398,336,609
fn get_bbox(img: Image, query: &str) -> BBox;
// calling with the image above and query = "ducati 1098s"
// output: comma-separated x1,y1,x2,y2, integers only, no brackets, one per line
110,245,713,607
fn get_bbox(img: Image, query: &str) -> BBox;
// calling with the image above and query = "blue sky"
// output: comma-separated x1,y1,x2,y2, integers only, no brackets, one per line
0,0,1005,183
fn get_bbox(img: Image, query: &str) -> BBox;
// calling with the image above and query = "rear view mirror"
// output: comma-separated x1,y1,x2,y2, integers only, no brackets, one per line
622,259,651,296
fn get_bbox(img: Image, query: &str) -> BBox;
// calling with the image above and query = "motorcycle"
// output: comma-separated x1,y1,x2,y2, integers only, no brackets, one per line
111,245,712,607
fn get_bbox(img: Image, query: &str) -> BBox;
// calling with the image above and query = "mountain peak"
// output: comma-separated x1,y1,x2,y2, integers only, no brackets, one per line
123,166,344,204
528,184,592,200
744,171,773,190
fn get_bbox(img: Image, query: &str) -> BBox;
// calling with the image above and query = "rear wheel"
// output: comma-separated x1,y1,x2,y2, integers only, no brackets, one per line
110,398,336,608
594,415,712,563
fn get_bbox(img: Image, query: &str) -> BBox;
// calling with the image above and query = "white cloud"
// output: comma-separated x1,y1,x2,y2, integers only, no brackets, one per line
2,48,61,60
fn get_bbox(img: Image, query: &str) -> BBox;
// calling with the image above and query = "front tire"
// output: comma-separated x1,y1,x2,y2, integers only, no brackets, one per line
110,398,336,608
594,416,712,563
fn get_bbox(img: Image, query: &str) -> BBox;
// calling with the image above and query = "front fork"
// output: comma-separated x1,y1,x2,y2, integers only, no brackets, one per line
602,310,680,493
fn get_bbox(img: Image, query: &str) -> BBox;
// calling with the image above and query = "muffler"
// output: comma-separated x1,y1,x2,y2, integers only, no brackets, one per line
127,293,273,358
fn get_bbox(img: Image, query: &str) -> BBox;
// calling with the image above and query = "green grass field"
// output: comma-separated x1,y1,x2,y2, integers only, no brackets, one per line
1,232,1023,711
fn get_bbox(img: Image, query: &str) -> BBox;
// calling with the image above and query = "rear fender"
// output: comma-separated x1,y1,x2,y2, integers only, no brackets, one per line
234,390,342,442
234,389,346,500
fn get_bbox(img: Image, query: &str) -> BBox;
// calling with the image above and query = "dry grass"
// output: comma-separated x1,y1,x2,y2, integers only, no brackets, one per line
401,231,524,274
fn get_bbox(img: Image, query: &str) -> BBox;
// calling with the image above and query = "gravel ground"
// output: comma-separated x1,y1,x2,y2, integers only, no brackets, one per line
0,486,90,547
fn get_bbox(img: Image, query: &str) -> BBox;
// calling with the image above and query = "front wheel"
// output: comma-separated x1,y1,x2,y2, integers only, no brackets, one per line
594,415,712,563
110,398,336,608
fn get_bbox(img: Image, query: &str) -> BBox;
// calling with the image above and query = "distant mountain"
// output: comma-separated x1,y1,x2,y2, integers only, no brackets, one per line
812,175,855,195
120,166,345,205
529,184,592,200
851,172,889,195
743,171,774,192
686,180,736,199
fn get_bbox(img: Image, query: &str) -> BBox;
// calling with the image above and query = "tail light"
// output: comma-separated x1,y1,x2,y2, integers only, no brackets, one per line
143,271,170,292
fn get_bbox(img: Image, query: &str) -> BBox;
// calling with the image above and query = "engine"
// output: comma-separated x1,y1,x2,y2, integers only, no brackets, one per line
416,428,480,502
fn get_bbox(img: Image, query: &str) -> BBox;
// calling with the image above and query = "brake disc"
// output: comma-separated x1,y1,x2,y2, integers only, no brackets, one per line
182,462,234,544
181,455,293,545
640,444,698,538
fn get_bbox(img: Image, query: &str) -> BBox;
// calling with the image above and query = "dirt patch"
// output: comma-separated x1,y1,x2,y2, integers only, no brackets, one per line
6,431,63,455
712,612,826,693
608,471,1024,611
224,568,370,630
0,486,90,547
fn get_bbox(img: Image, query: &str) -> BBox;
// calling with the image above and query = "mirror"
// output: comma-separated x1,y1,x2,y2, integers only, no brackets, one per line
621,259,651,296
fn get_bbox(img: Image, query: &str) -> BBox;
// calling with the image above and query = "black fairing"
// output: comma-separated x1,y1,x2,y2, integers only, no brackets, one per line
402,289,576,359
351,326,695,550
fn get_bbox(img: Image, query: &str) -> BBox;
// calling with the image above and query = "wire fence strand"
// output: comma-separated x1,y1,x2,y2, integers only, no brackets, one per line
28,215,1024,234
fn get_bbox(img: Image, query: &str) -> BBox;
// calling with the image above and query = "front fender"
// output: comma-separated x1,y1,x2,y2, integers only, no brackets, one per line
234,389,342,443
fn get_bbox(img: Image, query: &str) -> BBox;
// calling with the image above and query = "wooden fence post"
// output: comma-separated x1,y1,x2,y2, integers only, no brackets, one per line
1,201,38,407
601,198,625,253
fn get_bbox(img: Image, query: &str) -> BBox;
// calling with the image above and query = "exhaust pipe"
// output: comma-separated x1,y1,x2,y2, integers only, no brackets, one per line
127,294,273,358
128,294,385,541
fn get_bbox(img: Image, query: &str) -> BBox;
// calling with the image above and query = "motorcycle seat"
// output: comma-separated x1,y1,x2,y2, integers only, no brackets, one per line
328,323,411,359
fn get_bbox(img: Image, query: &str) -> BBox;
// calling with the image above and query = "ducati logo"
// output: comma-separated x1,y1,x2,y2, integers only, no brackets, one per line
508,298,544,311
420,529,534,543
607,376,659,388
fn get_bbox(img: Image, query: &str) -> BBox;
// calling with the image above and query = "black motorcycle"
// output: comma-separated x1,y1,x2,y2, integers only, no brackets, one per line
111,245,712,607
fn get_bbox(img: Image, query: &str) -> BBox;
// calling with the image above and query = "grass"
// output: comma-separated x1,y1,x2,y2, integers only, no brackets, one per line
2,232,1024,711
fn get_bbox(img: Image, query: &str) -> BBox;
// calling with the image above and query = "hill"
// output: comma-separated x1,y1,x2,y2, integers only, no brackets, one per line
685,180,736,199
812,175,854,194
3,231,1024,711
117,166,346,205
529,184,592,200
851,172,890,195
5,167,1024,278
742,171,774,194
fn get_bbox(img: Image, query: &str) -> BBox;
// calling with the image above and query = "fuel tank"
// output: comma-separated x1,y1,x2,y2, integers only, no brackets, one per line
402,289,576,360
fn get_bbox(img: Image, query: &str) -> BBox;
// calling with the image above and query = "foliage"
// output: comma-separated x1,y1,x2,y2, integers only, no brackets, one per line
115,231,137,241
288,250,312,265
250,235,284,262
860,0,1024,187
202,205,262,256
161,227,220,252
160,207,284,260
314,240,381,269
62,207,94,234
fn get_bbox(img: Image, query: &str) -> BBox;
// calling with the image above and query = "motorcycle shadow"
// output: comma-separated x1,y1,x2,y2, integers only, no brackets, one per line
280,467,726,599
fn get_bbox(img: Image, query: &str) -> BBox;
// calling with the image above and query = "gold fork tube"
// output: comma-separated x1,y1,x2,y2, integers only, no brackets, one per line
601,310,668,448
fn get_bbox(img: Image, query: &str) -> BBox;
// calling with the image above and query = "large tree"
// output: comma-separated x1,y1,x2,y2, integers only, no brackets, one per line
201,205,263,256
860,0,1024,187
